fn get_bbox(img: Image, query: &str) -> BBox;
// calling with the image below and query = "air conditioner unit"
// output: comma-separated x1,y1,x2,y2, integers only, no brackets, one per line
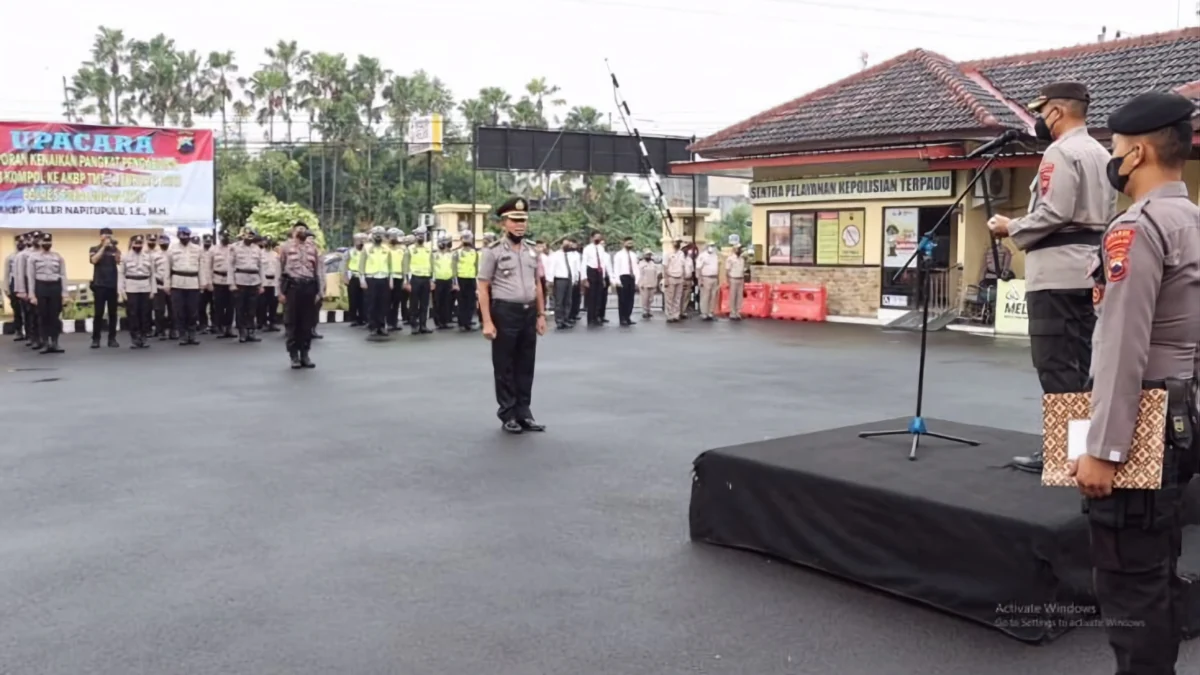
971,168,1011,208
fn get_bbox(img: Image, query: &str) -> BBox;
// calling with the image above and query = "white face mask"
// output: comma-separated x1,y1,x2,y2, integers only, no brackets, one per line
707,246,715,253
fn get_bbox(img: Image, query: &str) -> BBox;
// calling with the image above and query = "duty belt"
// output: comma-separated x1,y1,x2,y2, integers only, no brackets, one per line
125,274,150,280
235,268,259,274
172,270,199,277
266,275,276,280
1025,228,1102,253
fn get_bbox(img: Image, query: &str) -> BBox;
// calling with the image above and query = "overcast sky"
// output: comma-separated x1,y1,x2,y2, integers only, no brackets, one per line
0,0,1195,140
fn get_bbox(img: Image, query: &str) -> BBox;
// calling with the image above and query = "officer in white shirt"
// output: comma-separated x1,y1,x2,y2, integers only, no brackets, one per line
611,236,640,326
566,237,583,324
547,240,576,330
581,233,611,326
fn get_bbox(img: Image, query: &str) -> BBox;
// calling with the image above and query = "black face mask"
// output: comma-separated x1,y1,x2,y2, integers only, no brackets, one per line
16,242,24,251
1106,152,1135,194
372,235,383,243
297,232,310,241
203,243,211,250
593,239,601,245
179,236,190,245
148,243,157,250
1034,110,1059,142
624,244,633,249
220,238,230,246
132,246,143,253
507,232,524,243
41,244,51,250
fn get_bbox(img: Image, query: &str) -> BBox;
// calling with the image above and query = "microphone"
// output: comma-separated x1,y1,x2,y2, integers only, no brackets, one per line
966,129,1020,159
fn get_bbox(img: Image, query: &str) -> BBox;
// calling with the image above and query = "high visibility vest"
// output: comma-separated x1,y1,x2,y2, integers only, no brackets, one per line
434,254,454,280
457,249,478,279
389,248,405,277
409,247,432,277
363,246,390,276
348,249,364,275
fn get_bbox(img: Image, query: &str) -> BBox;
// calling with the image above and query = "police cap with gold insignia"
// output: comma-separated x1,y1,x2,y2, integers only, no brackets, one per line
1107,91,1197,136
41,232,53,244
1027,82,1091,112
495,196,529,221
130,234,144,245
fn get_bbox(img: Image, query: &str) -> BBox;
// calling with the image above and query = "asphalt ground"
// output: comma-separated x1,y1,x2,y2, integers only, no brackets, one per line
0,318,1196,674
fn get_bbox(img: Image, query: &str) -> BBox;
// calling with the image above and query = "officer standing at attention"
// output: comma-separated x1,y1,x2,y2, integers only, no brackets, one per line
229,226,265,343
89,227,122,349
26,232,69,354
399,234,416,327
724,235,748,321
988,81,1117,473
637,248,660,319
165,227,205,346
119,235,157,349
386,228,406,332
453,230,479,331
663,239,686,322
210,231,235,339
5,234,26,342
345,232,367,327
198,234,216,333
147,234,171,340
358,225,393,340
1069,92,1200,675
279,223,325,368
259,236,281,332
405,227,434,335
696,242,721,321
14,232,41,349
478,197,547,434
432,233,456,330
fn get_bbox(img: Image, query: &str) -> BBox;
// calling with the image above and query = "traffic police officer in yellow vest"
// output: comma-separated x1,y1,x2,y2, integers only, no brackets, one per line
432,233,456,330
399,234,415,326
387,227,406,332
346,232,367,327
405,227,434,335
453,230,479,331
357,225,393,340
479,197,547,434
1069,92,1199,675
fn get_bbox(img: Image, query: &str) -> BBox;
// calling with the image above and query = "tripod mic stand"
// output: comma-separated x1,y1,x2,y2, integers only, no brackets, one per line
859,140,1014,460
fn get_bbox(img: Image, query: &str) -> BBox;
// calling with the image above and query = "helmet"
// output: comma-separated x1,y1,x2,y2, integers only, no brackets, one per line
370,226,385,236
387,227,402,238
160,235,171,244
460,230,474,242
403,234,415,245
177,226,191,236
483,232,497,243
353,232,367,242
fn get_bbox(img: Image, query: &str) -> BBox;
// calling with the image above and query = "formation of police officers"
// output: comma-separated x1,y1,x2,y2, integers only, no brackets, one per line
987,84,1199,675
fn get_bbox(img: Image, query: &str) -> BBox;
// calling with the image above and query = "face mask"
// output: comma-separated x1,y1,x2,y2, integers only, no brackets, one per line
593,239,601,245
16,242,24,251
148,243,157,250
179,236,190,245
297,232,310,241
203,242,211,249
707,246,715,253
372,235,383,243
220,238,230,246
133,246,143,253
507,232,524,243
624,243,633,249
1106,152,1136,194
41,243,51,250
1034,110,1056,142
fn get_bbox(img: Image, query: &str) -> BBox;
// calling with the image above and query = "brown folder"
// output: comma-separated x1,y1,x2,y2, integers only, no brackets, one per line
1041,389,1168,490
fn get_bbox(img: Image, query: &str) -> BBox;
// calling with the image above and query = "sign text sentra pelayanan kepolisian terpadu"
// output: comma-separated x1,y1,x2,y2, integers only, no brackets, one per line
749,172,954,204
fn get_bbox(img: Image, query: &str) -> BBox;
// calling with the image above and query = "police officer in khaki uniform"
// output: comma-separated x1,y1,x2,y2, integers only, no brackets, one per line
987,81,1118,473
165,227,205,346
119,235,157,349
663,239,686,322
211,232,235,339
637,248,660,319
259,236,281,332
725,235,748,320
1069,92,1200,675
26,232,69,354
230,226,265,343
6,234,27,342
479,197,547,434
696,243,721,321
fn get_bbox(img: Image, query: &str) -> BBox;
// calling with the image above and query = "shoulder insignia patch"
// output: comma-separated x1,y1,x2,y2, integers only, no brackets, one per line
1104,228,1136,283
1093,284,1104,306
1038,162,1055,197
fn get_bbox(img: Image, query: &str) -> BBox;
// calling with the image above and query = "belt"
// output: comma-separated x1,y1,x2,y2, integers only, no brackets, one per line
125,274,150,280
291,276,317,282
266,275,276,280
214,271,228,277
702,275,718,278
492,299,536,309
235,268,259,274
1026,228,1102,253
172,271,199,277
35,278,62,284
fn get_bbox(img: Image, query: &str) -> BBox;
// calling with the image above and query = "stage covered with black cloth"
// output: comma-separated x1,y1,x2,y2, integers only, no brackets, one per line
689,417,1200,643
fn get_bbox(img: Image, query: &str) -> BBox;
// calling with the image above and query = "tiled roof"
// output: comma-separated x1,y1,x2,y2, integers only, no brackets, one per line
693,27,1200,158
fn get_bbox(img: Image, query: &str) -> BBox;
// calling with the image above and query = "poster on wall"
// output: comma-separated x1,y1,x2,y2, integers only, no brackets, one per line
815,212,840,265
0,121,215,229
790,212,815,264
768,212,791,263
882,207,919,268
838,211,864,265
994,279,1029,336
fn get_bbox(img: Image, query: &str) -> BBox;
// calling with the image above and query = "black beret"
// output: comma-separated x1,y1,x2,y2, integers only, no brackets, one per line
1028,82,1090,112
495,196,529,221
99,227,113,235
1108,92,1197,135
130,235,144,244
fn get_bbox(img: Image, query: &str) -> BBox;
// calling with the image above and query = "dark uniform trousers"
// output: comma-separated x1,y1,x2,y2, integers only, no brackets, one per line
570,282,582,322
198,288,213,329
153,284,173,335
1086,379,1198,675
617,274,636,323
457,278,477,328
126,292,152,339
348,275,364,324
552,278,572,325
92,286,119,340
1028,289,1095,394
491,300,537,422
234,284,258,329
213,283,234,330
258,284,278,328
21,295,39,344
388,283,404,329
284,278,319,353
434,279,454,327
35,280,63,340
7,282,24,336
399,286,411,325
408,276,431,330
364,278,390,332
585,267,605,324
171,289,200,334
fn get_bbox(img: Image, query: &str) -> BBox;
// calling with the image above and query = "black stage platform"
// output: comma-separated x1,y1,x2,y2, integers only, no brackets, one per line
690,417,1200,644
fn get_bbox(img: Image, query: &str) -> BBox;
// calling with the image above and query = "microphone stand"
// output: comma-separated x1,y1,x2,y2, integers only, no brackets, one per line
859,142,1013,460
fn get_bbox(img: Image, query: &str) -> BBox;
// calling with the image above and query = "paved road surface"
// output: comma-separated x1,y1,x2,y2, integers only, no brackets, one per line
0,319,1194,674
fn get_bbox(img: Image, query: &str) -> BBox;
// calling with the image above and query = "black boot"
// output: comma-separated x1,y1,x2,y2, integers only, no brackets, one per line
247,330,261,343
130,332,140,349
289,349,302,369
46,337,63,354
169,329,179,341
187,330,199,345
300,350,315,368
13,331,25,342
218,326,234,339
108,336,120,348
158,329,169,341
238,328,247,343
91,336,101,349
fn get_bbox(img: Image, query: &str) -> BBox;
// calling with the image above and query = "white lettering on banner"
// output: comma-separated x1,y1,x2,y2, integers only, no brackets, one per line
749,172,955,204
994,279,1029,336
0,122,214,230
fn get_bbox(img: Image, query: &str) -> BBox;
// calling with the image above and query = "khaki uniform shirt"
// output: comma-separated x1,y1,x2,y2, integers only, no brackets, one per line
696,251,719,277
118,251,157,294
13,249,31,295
230,243,265,287
725,253,746,282
637,260,660,289
665,251,685,279
211,244,233,286
1008,126,1117,291
262,250,281,289
165,242,205,291
1087,182,1200,462
479,239,539,303
279,239,326,295
26,250,67,291
150,249,168,290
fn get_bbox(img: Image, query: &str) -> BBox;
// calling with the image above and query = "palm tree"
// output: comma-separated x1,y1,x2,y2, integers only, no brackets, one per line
478,87,511,126
265,39,309,142
90,26,129,124
240,68,288,143
509,97,543,128
69,65,113,124
564,105,607,131
175,49,205,127
525,77,565,122
350,55,389,131
129,34,181,126
204,50,238,142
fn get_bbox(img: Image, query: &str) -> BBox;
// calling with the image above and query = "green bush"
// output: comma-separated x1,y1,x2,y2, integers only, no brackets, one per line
246,201,326,249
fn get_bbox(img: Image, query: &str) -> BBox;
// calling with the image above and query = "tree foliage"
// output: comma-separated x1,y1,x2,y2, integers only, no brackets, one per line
246,200,325,249
63,27,682,250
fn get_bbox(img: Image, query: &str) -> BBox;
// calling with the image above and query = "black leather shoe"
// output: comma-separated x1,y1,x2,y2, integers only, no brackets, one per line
290,351,302,369
247,331,262,343
91,337,101,349
108,337,119,348
13,332,25,342
300,351,316,368
502,420,524,434
1012,452,1044,474
518,419,546,432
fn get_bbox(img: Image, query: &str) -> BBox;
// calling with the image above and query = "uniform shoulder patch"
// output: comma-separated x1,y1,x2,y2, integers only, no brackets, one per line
1104,228,1136,283
1038,162,1055,196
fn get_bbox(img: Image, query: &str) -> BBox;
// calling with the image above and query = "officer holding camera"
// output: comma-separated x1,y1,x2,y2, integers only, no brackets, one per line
89,227,122,348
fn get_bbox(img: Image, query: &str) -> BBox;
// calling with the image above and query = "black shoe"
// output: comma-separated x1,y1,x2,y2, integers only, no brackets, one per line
290,350,302,369
642,313,652,319
247,330,261,343
502,420,524,434
46,338,63,354
91,337,100,349
311,330,324,339
108,337,119,348
13,332,25,342
29,341,42,350
556,323,568,330
265,325,280,333
169,330,179,340
237,328,247,343
217,328,233,339
1012,452,1044,474
518,419,546,432
300,351,315,368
